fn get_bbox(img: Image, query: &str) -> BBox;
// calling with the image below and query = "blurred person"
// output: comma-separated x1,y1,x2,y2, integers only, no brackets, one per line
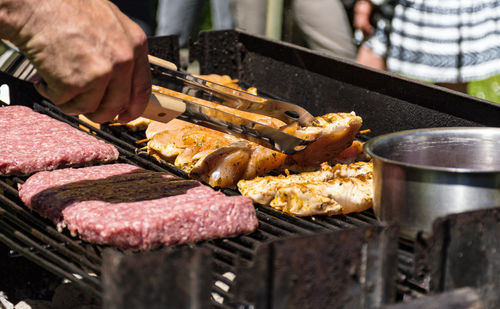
230,0,267,36
0,0,151,123
156,0,234,47
293,0,357,59
230,0,356,60
355,0,500,93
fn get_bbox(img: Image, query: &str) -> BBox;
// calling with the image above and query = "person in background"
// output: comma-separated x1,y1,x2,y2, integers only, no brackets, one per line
229,0,356,60
0,0,151,124
229,0,267,36
354,0,500,93
293,0,357,60
156,0,233,48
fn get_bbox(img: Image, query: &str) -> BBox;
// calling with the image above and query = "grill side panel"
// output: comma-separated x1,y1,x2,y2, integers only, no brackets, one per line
416,208,500,309
103,247,213,309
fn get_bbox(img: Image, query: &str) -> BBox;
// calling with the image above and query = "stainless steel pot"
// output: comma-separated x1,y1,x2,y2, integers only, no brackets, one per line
363,127,500,238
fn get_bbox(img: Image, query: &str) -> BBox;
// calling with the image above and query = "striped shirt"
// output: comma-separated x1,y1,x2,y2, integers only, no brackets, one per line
364,0,500,82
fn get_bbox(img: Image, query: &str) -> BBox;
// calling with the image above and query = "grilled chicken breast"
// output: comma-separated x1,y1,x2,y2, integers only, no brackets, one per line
271,175,373,216
149,84,363,169
283,112,363,171
146,119,286,188
122,117,152,131
237,161,373,215
151,86,363,169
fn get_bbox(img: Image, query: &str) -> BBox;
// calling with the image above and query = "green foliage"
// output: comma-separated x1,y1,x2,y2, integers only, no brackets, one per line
468,75,500,104
199,0,212,31
401,73,500,104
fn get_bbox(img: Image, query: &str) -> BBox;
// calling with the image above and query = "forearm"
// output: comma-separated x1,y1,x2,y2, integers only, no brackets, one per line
0,0,35,43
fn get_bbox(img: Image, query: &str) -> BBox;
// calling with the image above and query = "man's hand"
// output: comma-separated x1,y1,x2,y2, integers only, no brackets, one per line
0,0,151,123
354,0,375,38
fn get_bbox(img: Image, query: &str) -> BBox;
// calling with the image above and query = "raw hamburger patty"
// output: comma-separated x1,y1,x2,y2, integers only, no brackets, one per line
0,105,118,175
18,164,258,250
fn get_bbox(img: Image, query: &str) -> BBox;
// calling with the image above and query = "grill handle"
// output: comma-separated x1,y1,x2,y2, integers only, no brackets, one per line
148,55,177,70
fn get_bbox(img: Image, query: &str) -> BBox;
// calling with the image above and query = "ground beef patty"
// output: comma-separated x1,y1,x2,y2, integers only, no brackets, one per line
0,105,118,175
18,164,258,250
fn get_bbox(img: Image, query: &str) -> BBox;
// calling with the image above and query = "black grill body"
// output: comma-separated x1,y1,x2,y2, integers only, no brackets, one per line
0,30,499,308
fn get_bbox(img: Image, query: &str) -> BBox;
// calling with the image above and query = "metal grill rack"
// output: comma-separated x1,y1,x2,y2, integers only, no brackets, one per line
0,173,103,298
0,99,407,308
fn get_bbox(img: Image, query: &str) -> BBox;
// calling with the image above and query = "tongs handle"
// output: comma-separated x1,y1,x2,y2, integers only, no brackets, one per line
148,55,178,71
142,91,186,123
141,56,184,123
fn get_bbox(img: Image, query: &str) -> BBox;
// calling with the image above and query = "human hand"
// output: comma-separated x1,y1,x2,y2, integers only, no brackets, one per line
0,0,151,123
354,0,375,38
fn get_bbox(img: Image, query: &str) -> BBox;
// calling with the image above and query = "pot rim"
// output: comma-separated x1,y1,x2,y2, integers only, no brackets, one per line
363,127,500,174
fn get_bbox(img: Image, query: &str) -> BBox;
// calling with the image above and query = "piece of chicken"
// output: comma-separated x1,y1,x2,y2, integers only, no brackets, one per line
283,112,363,171
144,87,290,188
237,161,373,215
334,140,366,163
144,106,364,189
121,117,152,132
271,175,373,216
146,119,286,188
238,161,372,205
147,119,239,165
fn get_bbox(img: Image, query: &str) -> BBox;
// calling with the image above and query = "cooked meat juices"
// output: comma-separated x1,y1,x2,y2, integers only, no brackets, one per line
0,106,119,175
18,164,258,250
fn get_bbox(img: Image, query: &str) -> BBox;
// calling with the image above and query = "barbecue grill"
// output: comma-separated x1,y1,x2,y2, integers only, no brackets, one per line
0,30,499,308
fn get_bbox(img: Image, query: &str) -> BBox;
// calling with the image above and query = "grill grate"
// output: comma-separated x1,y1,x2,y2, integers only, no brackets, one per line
0,176,102,298
3,95,437,309
0,99,395,307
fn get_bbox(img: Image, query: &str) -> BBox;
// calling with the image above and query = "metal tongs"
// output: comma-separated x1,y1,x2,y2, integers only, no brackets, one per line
145,56,317,154
0,39,317,154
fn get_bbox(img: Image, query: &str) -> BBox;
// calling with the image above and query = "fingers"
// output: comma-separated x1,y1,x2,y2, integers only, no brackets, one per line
57,86,107,116
34,49,134,123
84,50,134,123
116,18,151,123
34,78,77,107
34,62,112,117
74,3,150,124
117,47,151,123
354,0,374,37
